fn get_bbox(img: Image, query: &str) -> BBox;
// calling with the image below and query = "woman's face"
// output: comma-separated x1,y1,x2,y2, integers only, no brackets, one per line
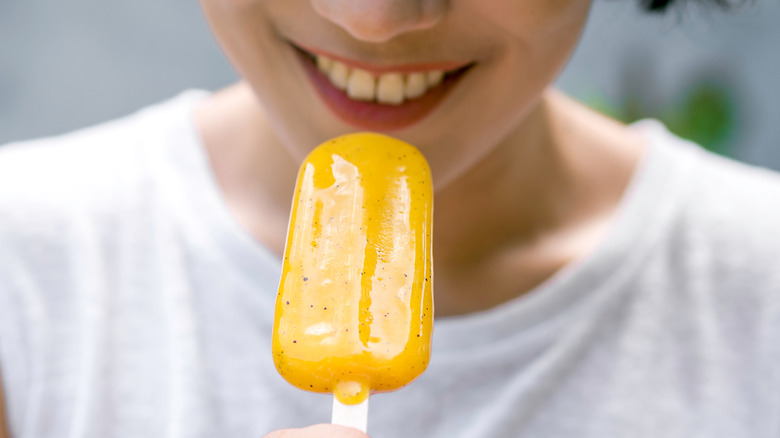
200,0,592,186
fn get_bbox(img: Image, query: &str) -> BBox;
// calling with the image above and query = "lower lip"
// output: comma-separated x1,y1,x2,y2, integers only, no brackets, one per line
294,48,471,131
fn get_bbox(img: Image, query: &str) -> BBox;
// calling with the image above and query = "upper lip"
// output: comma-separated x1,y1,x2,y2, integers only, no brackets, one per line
291,41,474,75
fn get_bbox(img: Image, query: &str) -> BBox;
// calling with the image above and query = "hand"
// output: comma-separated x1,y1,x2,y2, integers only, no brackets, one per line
264,424,370,438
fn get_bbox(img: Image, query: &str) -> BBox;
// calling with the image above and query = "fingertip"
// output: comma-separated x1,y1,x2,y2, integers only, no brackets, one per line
262,429,290,438
304,424,371,438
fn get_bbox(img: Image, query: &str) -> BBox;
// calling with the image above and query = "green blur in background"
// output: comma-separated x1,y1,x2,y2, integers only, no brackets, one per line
586,78,738,157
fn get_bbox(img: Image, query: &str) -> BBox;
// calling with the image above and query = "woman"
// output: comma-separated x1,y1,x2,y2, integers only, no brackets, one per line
2,0,778,437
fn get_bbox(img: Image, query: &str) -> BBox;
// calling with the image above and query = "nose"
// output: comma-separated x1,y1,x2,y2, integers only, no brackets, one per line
311,0,447,43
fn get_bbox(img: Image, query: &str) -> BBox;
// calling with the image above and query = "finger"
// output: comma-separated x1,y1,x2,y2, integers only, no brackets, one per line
304,424,370,438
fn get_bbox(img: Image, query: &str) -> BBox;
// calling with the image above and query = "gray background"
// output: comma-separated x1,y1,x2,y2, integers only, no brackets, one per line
1,1,778,169
0,1,236,143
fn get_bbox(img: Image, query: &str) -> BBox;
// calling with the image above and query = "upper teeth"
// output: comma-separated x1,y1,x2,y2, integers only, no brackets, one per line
315,54,446,105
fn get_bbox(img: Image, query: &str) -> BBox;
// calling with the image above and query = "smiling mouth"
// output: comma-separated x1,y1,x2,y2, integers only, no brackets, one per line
293,44,474,106
291,42,474,131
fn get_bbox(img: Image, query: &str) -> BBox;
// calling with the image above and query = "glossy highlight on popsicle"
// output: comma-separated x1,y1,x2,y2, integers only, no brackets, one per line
273,133,433,405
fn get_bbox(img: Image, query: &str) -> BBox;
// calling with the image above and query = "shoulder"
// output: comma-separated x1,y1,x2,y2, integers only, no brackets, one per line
0,91,205,204
640,121,780,292
0,91,207,278
630,124,780,363
0,115,137,249
678,140,780,254
635,120,780,249
0,115,141,210
0,91,206,222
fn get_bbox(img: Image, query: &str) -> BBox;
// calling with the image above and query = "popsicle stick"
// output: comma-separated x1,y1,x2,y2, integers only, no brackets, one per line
331,396,369,433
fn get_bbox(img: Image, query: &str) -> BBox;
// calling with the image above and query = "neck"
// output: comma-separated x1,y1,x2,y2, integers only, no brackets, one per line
432,90,643,315
195,83,644,317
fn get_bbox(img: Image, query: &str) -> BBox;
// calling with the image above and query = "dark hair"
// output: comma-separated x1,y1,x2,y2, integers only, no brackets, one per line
642,0,735,13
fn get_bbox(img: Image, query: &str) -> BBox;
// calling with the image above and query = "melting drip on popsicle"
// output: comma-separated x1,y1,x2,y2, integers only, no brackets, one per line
272,132,434,405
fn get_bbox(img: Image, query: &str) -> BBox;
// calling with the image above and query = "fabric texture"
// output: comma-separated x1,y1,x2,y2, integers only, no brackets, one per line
1,92,779,438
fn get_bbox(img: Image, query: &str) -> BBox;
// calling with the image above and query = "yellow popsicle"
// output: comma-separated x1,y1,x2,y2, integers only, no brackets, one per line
273,133,433,405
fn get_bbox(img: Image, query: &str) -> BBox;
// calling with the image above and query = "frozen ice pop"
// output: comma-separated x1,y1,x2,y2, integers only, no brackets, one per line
273,133,433,409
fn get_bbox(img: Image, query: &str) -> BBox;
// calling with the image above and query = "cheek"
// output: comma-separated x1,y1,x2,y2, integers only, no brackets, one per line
475,0,591,94
416,1,591,186
200,0,322,146
475,0,591,46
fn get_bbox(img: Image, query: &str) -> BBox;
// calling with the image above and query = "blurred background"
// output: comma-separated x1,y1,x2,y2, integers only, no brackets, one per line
1,0,778,169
